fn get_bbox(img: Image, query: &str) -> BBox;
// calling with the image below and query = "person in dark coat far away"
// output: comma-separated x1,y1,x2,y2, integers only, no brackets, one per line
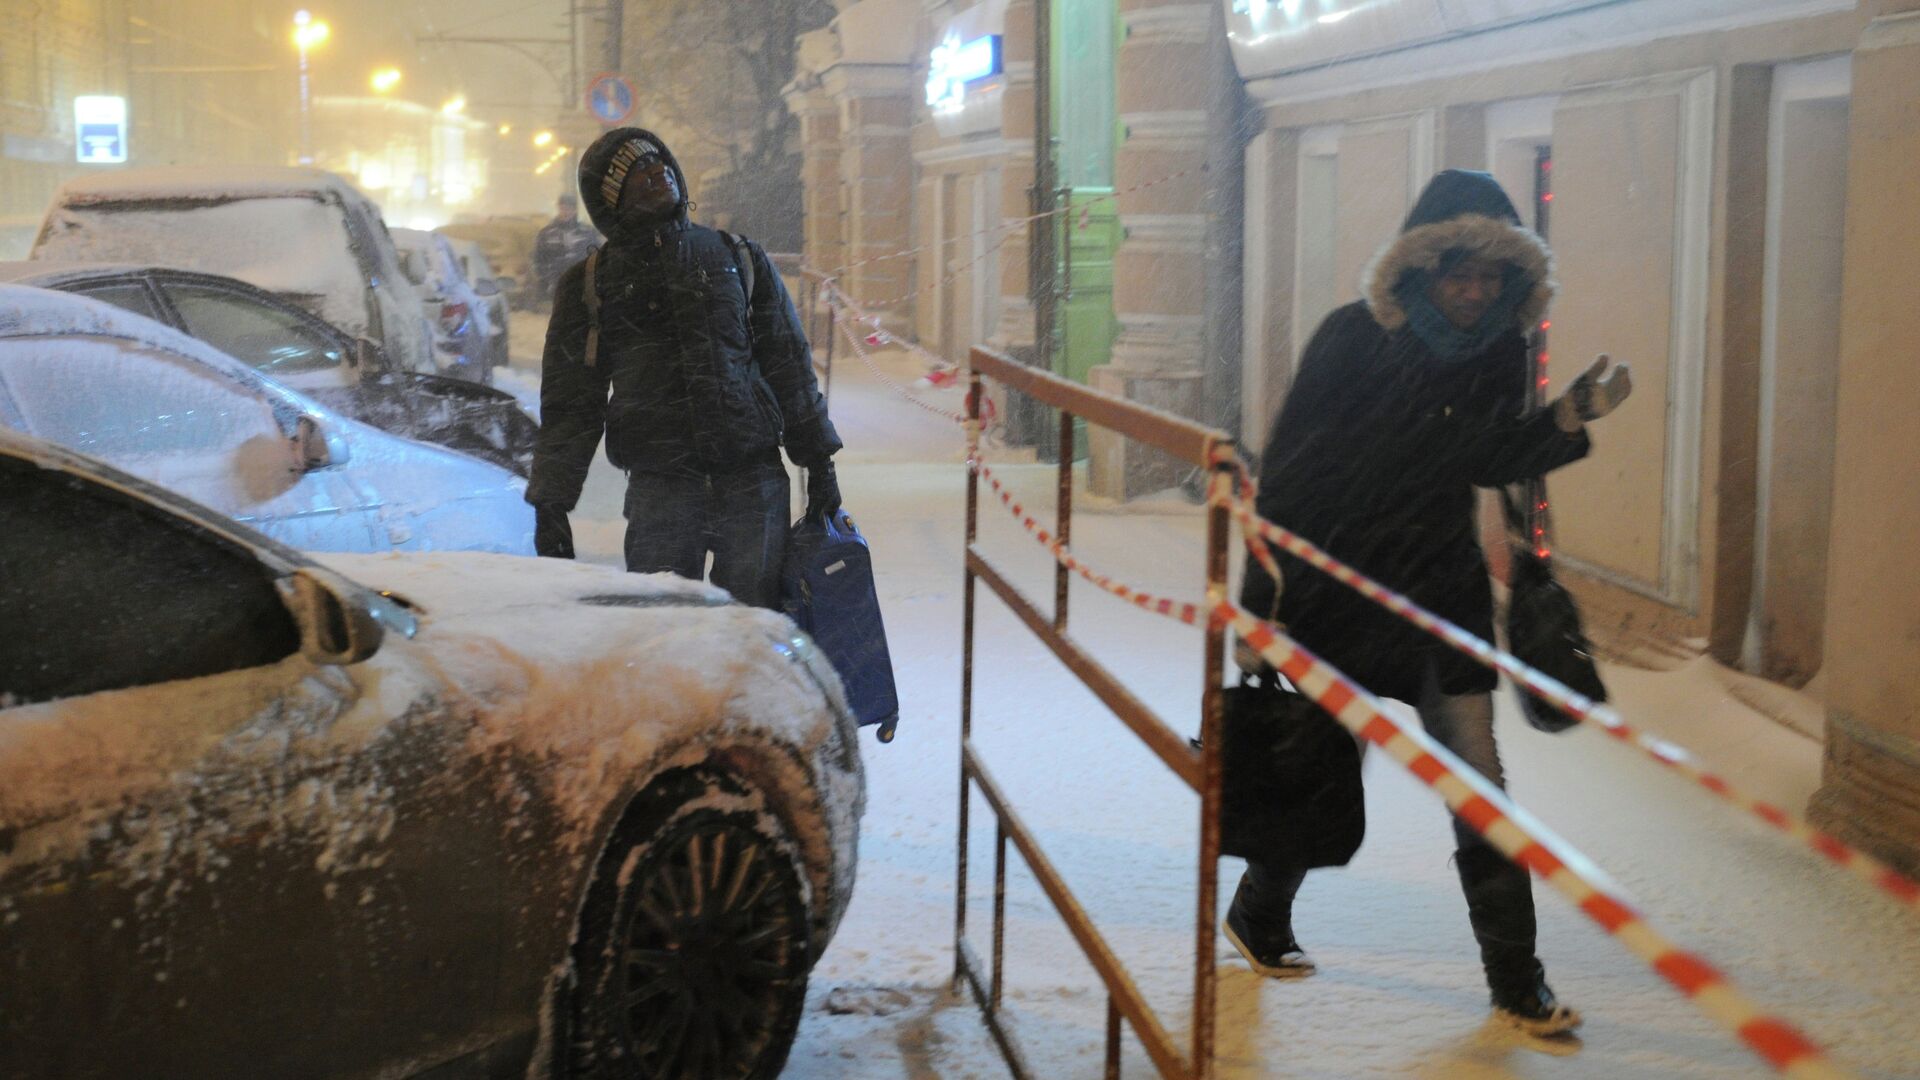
1231,170,1633,1037
524,128,842,608
530,193,600,305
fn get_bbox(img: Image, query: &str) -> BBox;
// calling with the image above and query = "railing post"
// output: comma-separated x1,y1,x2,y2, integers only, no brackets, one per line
956,370,983,993
1193,453,1233,1079
1056,407,1074,631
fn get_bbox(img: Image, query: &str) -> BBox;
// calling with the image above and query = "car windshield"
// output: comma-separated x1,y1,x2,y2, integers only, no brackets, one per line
37,196,367,331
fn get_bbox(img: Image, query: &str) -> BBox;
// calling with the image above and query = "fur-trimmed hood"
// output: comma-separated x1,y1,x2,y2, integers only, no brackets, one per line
1362,170,1556,334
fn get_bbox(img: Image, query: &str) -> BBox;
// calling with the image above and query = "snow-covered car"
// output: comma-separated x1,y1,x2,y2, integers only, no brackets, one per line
0,261,536,476
439,234,513,367
30,165,438,380
0,283,531,554
393,227,496,384
0,429,864,1079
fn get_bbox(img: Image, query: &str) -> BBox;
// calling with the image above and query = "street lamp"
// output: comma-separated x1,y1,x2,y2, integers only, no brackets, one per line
441,95,466,116
532,130,554,148
291,10,331,165
370,67,402,94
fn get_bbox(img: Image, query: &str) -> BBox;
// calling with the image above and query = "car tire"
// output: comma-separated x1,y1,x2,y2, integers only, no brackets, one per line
566,773,812,1080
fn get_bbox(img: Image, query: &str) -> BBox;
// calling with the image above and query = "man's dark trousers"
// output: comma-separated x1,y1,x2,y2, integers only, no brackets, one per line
622,462,789,609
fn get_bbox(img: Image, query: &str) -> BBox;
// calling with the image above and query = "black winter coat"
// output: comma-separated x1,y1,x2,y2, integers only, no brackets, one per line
1239,301,1589,702
525,220,841,507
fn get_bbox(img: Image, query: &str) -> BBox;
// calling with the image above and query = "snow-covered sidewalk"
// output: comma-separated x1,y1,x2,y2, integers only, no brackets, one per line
516,307,1920,1078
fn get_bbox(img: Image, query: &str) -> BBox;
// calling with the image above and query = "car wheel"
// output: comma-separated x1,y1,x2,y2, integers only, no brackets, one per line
567,779,812,1079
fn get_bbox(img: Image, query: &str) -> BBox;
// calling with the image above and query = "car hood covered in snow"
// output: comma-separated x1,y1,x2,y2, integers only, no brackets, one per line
322,550,866,942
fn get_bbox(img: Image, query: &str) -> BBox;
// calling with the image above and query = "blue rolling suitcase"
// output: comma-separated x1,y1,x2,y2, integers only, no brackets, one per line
781,508,900,742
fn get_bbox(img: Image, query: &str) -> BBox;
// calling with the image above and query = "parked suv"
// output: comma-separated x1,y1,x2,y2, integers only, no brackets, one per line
31,166,438,379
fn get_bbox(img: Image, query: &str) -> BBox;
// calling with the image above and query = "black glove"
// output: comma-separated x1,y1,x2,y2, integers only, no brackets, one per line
805,462,842,520
533,504,575,559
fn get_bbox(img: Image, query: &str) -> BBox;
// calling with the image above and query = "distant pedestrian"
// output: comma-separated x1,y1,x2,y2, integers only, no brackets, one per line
530,193,599,305
524,128,841,609
1232,170,1632,1037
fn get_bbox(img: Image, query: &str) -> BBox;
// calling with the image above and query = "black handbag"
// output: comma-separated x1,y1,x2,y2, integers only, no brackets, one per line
1212,676,1366,870
1500,482,1607,733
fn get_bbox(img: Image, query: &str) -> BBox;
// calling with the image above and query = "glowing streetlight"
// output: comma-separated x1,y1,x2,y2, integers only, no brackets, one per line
370,68,402,94
291,10,330,165
497,123,512,136
532,130,554,148
441,95,466,116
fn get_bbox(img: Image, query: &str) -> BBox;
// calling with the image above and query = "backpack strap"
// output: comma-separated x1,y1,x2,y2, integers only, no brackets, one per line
716,229,754,305
582,247,602,367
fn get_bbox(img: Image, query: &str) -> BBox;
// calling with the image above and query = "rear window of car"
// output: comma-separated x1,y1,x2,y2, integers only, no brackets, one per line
36,196,369,332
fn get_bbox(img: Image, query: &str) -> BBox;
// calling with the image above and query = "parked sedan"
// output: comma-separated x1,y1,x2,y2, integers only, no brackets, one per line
440,234,513,368
394,227,496,385
0,429,864,1079
0,261,536,476
0,283,531,555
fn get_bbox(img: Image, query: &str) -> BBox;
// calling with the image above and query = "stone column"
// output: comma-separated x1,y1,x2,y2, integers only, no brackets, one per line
823,68,917,331
1808,8,1920,876
785,86,846,283
1093,0,1213,498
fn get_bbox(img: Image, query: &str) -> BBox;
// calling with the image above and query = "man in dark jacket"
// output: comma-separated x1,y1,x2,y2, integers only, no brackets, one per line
1230,170,1631,1037
530,193,599,305
524,128,842,609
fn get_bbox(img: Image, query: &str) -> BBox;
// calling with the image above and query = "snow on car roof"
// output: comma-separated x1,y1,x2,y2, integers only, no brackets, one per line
0,283,313,411
0,260,176,285
49,164,368,206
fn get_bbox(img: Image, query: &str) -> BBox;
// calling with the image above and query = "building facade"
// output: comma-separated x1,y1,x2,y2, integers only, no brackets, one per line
0,1,291,256
791,0,1920,873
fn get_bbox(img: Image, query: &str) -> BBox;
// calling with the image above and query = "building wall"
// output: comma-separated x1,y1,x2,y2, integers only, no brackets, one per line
1234,0,1920,873
0,1,288,255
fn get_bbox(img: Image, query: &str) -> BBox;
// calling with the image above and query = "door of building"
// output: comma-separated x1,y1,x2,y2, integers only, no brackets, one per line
1745,57,1851,688
1052,0,1118,457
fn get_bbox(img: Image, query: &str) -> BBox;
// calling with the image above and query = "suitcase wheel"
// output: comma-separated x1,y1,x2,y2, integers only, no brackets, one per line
876,718,898,744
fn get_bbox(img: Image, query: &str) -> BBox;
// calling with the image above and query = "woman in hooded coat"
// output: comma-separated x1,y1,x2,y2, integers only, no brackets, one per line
1232,170,1632,1037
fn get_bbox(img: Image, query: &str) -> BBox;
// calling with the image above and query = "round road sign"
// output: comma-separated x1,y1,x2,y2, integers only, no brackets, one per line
587,73,635,126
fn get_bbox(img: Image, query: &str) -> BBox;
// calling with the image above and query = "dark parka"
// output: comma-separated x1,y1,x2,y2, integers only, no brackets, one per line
525,128,840,510
1239,171,1590,703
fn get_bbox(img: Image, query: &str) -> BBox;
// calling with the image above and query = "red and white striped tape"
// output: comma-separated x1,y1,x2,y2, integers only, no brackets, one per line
972,457,1206,626
1222,606,1852,1079
1208,455,1920,914
833,307,971,426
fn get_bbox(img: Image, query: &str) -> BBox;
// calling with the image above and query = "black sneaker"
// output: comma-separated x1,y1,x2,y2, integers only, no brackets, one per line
1223,899,1315,979
1490,972,1582,1037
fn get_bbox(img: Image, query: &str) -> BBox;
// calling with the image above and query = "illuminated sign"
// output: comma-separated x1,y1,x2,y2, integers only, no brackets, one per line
925,33,1003,115
74,95,127,165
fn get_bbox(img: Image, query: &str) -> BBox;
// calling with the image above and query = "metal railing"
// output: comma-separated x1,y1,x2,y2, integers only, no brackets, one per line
957,344,1234,1079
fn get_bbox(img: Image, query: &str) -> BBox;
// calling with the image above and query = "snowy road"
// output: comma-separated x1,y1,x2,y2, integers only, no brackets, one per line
507,316,1920,1078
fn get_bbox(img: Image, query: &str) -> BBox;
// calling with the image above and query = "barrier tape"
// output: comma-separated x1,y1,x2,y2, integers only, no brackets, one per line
833,306,971,426
1222,606,1852,1080
1206,452,1920,915
971,456,1207,626
964,433,1853,1076
827,164,1201,277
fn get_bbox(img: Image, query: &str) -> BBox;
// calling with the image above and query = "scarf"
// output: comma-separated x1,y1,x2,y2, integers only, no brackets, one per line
1394,260,1529,363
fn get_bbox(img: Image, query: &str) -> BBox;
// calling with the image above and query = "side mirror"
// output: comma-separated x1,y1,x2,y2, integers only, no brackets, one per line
473,277,500,297
293,414,350,470
289,568,384,664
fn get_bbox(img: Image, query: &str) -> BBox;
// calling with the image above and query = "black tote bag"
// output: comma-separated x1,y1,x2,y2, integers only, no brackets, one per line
1500,483,1607,733
1213,676,1366,870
